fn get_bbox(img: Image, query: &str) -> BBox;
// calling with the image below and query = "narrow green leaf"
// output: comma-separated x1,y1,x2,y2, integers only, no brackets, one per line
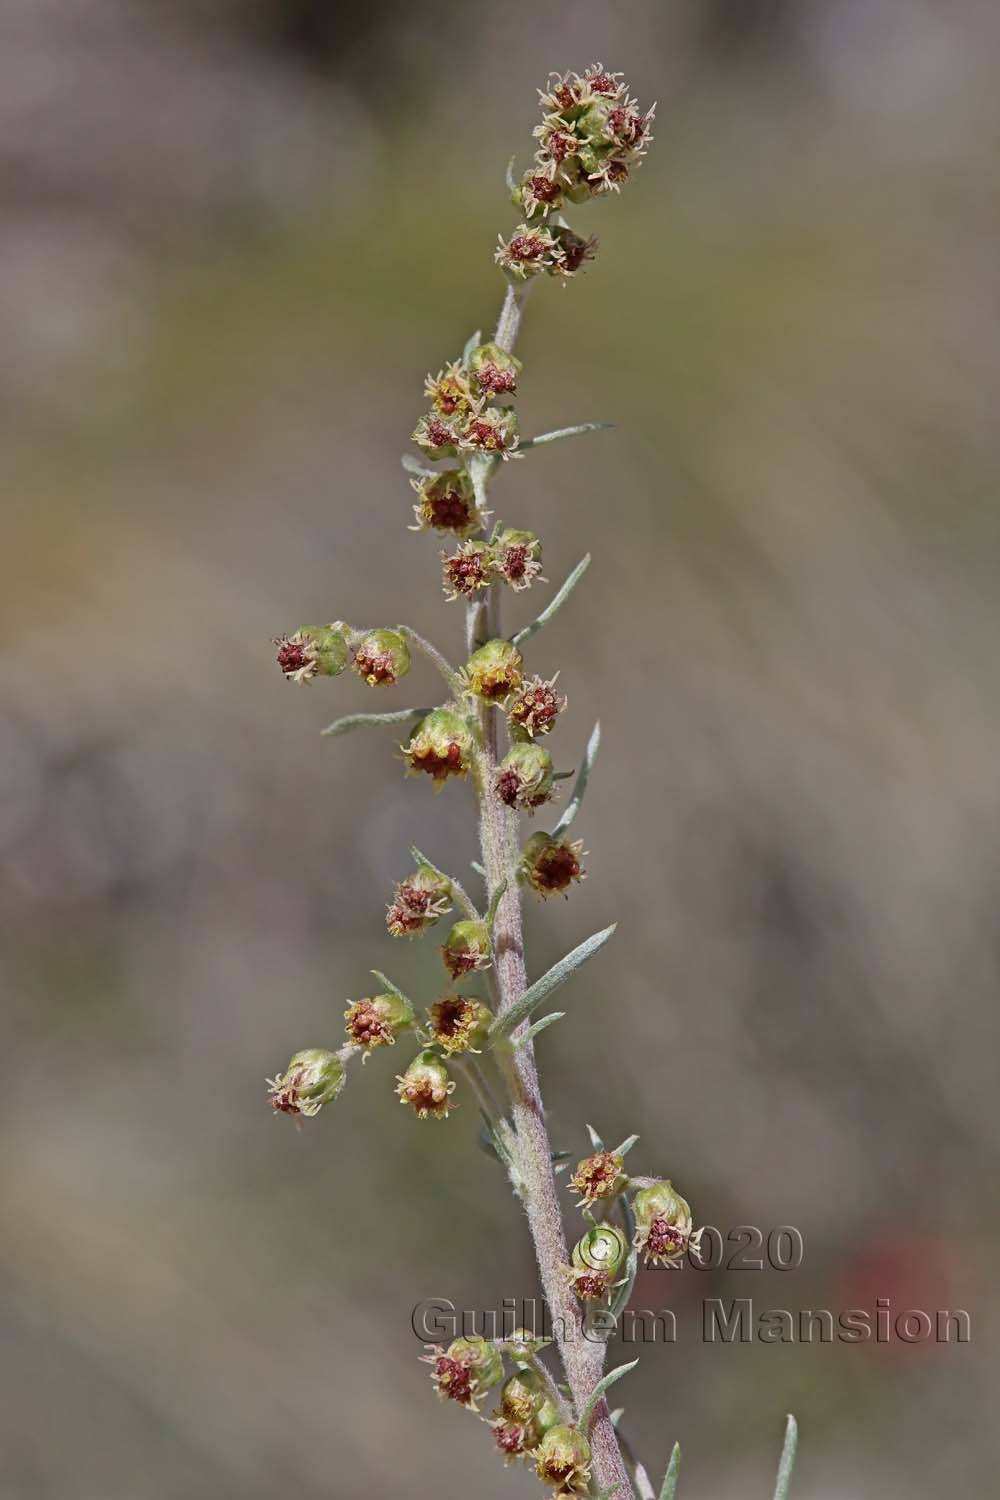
485,877,508,934
401,453,436,477
511,554,591,648
514,1011,565,1047
551,1149,573,1166
609,1407,625,1429
321,708,430,738
552,721,601,837
659,1443,681,1500
471,860,487,878
462,328,483,364
369,970,412,1007
488,923,617,1043
505,155,518,193
579,1360,639,1435
520,421,614,450
586,1123,606,1152
612,1133,640,1159
773,1415,798,1500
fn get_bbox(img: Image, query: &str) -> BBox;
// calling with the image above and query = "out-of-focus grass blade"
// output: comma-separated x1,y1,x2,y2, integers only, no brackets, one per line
773,1415,798,1500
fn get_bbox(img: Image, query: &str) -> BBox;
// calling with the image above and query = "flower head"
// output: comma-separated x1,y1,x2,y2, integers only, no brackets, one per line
403,708,474,786
468,341,522,398
410,470,484,536
496,742,555,812
459,403,520,459
440,918,491,979
464,638,524,703
267,1048,344,1119
422,1335,503,1410
566,1223,629,1302
521,832,586,898
344,992,414,1054
424,360,474,418
442,540,495,600
570,1149,628,1205
493,528,544,591
508,674,566,738
274,623,350,684
632,1180,696,1266
495,224,561,280
427,994,492,1055
351,628,411,686
386,863,453,938
396,1048,456,1119
412,412,461,459
533,1426,591,1491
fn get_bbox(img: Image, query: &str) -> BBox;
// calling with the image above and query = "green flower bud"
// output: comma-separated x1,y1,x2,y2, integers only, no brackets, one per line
403,708,474,786
570,1150,628,1205
493,528,544,592
440,919,491,979
520,832,586,899
386,863,453,937
632,1180,695,1266
351,628,410,687
465,639,524,703
442,539,495,600
501,1329,553,1366
410,470,484,537
497,1368,547,1424
267,1048,344,1119
567,1223,629,1301
496,742,554,812
423,1334,503,1411
533,1425,592,1490
274,623,350,684
395,1048,456,1119
344,992,414,1053
427,994,492,1055
468,342,521,398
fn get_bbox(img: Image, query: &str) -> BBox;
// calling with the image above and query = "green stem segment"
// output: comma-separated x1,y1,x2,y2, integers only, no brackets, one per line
468,281,636,1500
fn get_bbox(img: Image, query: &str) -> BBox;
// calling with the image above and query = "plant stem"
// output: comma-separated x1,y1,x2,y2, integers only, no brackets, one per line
466,284,636,1500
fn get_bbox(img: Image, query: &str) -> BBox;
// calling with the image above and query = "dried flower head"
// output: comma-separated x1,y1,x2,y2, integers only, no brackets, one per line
344,992,414,1054
496,741,555,812
508,674,566,738
533,1425,592,1491
396,1048,456,1119
267,1048,344,1119
274,623,350,684
422,1335,503,1411
427,994,492,1055
424,360,474,418
493,527,544,591
442,539,495,600
410,470,484,536
550,226,598,278
465,638,525,703
403,708,474,786
351,628,411,686
570,1149,628,1205
459,403,520,459
521,832,586,898
412,411,461,459
632,1180,696,1266
468,341,522,398
440,918,492,979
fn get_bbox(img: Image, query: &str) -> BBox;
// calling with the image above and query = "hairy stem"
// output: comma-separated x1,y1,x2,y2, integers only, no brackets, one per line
467,283,635,1500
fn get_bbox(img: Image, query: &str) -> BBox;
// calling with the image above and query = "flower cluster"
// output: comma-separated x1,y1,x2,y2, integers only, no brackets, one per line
441,526,544,601
495,223,597,282
413,342,522,463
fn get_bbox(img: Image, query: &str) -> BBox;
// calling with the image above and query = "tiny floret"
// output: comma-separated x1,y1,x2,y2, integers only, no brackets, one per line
632,1180,697,1266
533,1426,592,1492
459,403,520,459
493,528,544,591
412,411,461,459
508,675,566,738
267,1048,344,1119
344,992,414,1054
521,832,586,898
422,1335,503,1410
496,742,555,812
442,540,495,600
396,1049,456,1119
410,470,483,536
351,628,411,686
424,360,474,418
386,863,453,938
468,341,522,398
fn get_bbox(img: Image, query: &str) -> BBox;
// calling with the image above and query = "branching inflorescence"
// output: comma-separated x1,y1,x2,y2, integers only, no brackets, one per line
269,65,798,1500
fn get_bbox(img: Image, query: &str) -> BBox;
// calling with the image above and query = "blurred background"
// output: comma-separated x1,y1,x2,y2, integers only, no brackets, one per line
3,1,998,1495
